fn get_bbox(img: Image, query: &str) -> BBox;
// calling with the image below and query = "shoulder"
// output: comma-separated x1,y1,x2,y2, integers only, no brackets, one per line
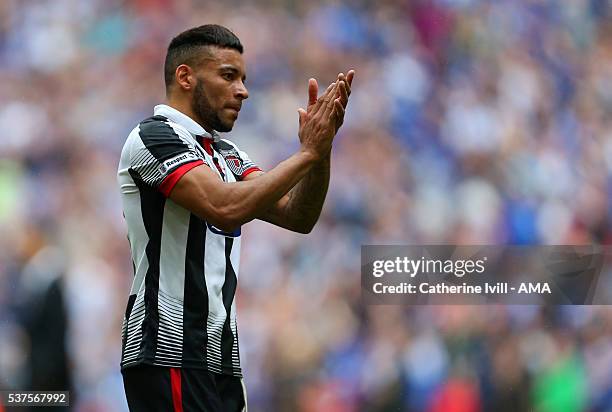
138,115,195,144
138,115,170,135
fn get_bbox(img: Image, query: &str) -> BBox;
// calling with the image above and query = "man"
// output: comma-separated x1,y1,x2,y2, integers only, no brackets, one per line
117,24,353,411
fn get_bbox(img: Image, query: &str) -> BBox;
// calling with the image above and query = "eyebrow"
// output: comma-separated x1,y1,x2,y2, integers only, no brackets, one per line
219,65,246,82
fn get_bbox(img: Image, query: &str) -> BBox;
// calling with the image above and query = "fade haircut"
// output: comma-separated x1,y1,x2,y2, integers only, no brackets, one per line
164,24,243,91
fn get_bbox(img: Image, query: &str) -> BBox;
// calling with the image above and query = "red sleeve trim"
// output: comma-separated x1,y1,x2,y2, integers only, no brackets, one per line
241,166,262,179
159,160,204,197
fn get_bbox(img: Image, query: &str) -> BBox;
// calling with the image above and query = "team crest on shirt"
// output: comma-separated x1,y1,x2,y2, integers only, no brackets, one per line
214,141,256,178
225,156,242,170
217,148,245,176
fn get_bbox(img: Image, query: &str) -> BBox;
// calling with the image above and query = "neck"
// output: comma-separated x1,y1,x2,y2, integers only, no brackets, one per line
165,96,214,134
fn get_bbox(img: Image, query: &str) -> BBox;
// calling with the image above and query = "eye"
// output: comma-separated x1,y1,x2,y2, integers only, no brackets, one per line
221,73,233,81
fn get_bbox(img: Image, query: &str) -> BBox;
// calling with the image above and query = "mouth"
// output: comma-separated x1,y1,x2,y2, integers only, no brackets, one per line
225,108,240,120
226,104,241,113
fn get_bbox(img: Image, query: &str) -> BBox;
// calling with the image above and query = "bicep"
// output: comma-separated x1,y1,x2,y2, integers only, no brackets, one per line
168,163,232,227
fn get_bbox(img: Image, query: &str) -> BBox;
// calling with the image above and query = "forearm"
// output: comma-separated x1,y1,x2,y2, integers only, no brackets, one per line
264,153,331,233
209,150,319,227
170,149,320,231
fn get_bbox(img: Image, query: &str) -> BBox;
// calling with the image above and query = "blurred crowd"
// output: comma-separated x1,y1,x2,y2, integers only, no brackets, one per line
0,0,611,410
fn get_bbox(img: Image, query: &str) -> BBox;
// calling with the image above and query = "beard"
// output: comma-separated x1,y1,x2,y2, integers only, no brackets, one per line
191,79,233,133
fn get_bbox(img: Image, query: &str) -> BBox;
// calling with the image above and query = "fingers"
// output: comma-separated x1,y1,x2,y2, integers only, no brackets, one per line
331,98,345,123
323,81,337,101
297,107,307,128
346,69,355,87
334,71,352,107
303,69,354,128
337,80,348,107
311,81,337,117
307,78,318,108
336,70,353,92
344,74,351,98
322,82,340,118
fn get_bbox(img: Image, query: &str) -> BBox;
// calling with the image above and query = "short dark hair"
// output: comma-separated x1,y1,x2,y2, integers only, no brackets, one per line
164,24,243,90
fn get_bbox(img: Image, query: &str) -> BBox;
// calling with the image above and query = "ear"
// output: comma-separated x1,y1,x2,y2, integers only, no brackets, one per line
175,64,195,91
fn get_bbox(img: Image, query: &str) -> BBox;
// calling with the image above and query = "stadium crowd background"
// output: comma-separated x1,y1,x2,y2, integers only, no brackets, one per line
0,0,611,410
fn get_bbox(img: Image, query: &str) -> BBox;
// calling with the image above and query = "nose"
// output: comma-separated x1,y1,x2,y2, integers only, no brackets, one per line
235,81,248,100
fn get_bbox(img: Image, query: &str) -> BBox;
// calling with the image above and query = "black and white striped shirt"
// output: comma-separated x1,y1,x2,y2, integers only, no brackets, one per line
117,104,260,376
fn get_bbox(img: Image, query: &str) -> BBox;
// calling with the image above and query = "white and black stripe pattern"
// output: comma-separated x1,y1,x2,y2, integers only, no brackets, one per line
129,117,205,188
122,292,146,365
206,316,227,374
118,105,255,377
230,318,241,371
155,290,184,367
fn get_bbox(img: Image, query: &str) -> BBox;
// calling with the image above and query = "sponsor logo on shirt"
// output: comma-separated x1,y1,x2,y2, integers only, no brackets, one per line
159,151,199,174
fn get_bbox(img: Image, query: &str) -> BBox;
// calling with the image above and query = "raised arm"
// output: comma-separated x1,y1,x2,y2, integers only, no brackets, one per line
168,79,343,232
252,70,354,233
